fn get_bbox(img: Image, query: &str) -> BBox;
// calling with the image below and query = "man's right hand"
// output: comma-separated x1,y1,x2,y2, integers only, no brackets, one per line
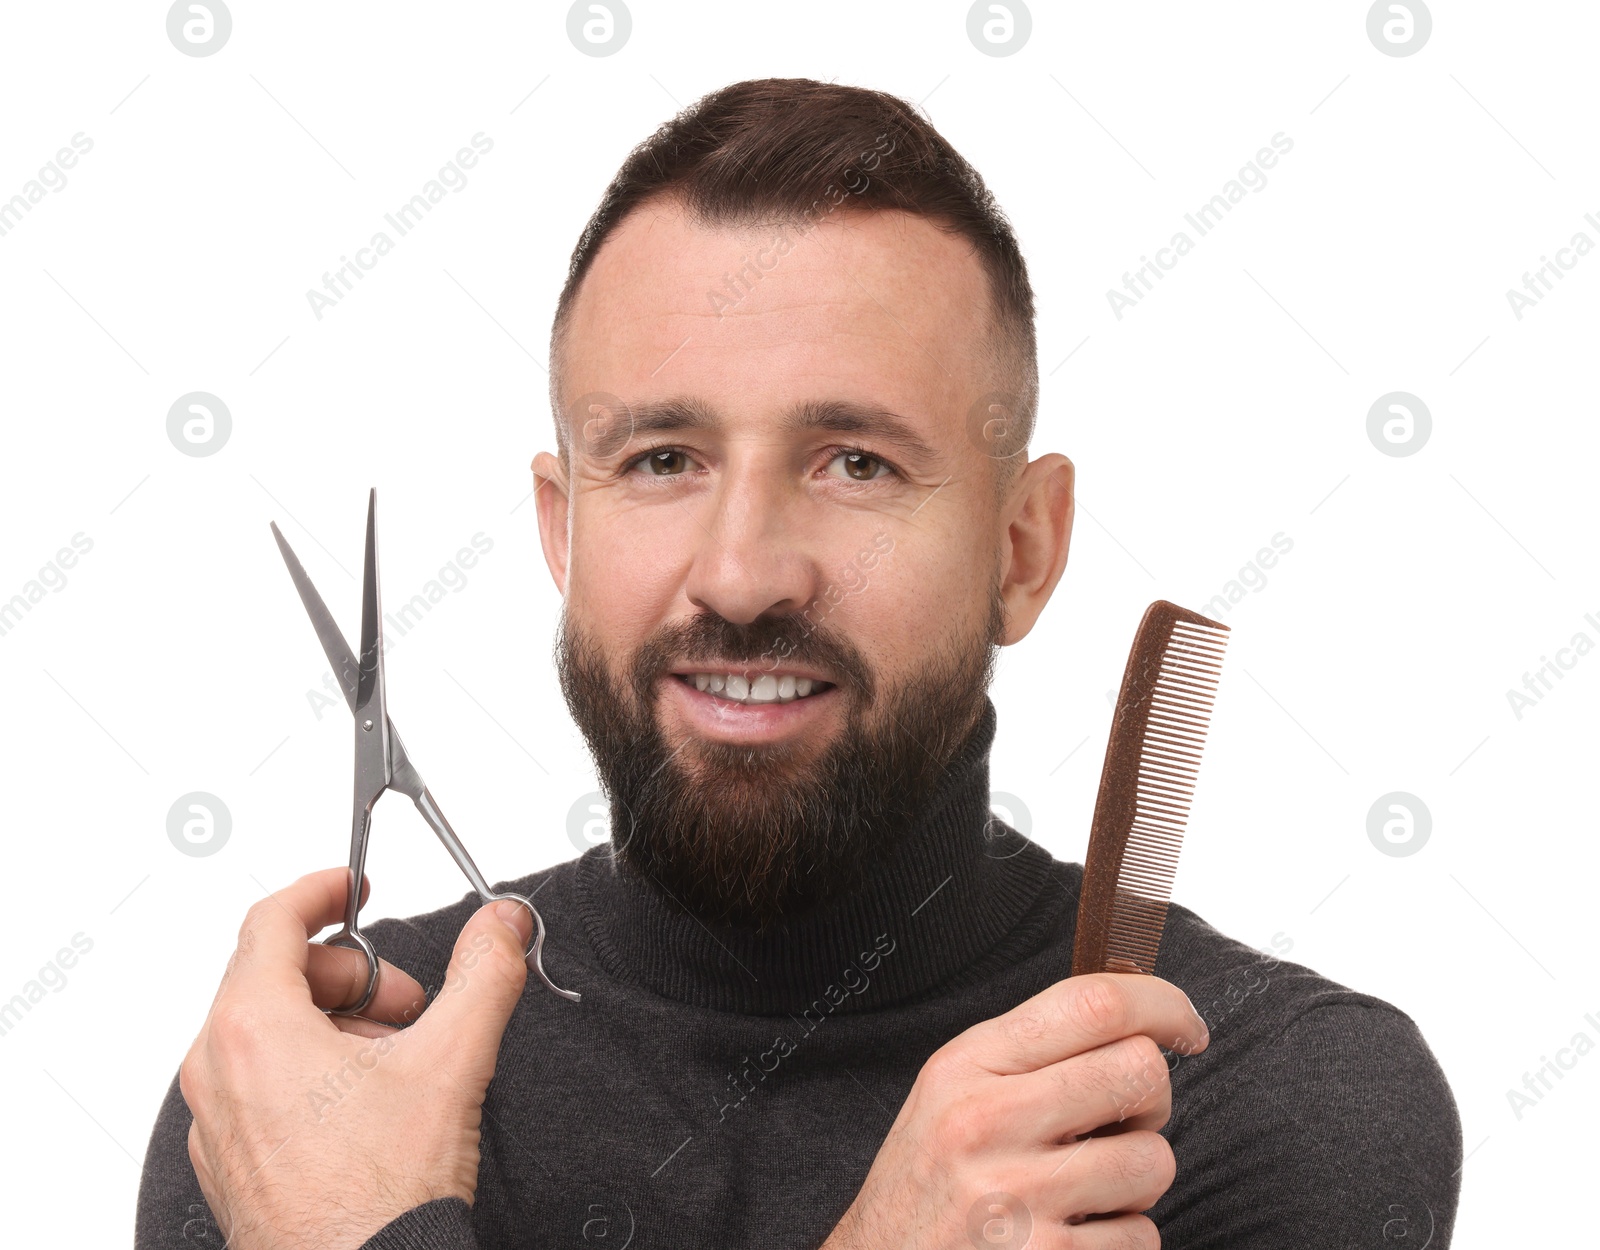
823,973,1209,1248
178,869,535,1249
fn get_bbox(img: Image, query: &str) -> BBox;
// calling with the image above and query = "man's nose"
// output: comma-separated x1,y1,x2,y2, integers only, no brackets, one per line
682,475,819,626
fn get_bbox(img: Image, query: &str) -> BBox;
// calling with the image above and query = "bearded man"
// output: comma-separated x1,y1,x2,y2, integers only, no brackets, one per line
137,77,1462,1249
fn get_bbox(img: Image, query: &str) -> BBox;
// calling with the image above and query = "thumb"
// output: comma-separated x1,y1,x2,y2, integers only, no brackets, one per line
412,899,531,1094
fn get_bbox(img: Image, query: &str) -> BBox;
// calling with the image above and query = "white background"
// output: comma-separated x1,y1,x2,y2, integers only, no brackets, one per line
0,1,1593,1243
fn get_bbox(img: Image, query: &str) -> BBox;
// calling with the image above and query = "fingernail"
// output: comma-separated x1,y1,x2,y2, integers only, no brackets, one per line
493,898,530,936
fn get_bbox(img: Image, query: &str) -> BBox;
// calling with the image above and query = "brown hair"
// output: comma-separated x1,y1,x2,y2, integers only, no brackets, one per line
548,77,1038,483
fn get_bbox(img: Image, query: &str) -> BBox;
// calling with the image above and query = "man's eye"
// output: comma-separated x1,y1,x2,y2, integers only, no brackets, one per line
826,450,891,482
629,448,694,476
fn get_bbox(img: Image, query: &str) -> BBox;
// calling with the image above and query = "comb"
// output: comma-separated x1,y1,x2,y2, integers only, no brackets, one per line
1070,601,1230,977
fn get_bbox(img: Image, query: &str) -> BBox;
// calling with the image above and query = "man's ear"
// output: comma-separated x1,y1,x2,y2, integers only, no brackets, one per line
530,450,571,596
996,453,1074,646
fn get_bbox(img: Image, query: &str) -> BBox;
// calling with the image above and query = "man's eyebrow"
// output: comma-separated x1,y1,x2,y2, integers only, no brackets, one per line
584,396,943,468
779,399,943,468
578,396,712,461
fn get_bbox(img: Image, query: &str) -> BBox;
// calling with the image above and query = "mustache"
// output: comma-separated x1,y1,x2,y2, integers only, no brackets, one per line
631,611,875,700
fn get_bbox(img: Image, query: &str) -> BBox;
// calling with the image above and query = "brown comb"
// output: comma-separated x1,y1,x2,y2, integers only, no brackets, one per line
1071,601,1230,977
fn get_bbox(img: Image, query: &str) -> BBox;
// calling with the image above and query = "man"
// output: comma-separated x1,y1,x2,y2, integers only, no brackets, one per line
137,78,1462,1248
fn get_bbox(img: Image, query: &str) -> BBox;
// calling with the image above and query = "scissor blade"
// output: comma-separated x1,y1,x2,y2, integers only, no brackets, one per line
353,489,392,795
269,520,361,712
271,507,426,793
356,489,384,715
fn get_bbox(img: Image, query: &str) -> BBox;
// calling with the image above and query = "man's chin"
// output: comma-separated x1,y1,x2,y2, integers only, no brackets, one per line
555,597,1003,928
592,692,862,925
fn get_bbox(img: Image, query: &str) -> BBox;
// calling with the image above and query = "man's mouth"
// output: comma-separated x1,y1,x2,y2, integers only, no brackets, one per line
669,669,836,706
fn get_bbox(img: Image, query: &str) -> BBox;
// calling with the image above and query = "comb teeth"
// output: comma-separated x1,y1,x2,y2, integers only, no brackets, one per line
1072,605,1230,978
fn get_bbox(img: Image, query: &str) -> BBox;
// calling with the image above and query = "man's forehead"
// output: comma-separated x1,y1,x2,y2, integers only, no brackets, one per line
559,201,995,433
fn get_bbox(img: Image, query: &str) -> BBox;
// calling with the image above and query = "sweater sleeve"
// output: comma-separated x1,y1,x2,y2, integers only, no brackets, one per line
1150,1002,1464,1248
359,1198,479,1248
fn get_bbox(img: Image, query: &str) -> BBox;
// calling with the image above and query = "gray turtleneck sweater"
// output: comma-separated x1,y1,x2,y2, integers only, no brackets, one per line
134,699,1463,1247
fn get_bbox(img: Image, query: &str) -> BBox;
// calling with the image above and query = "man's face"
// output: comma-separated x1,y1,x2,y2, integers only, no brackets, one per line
535,201,1050,927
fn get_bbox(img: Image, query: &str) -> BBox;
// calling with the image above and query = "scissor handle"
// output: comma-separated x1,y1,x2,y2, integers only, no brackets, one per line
323,926,381,1017
486,891,582,1004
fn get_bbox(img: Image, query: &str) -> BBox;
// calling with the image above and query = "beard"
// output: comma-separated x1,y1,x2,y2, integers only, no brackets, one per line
554,577,1006,930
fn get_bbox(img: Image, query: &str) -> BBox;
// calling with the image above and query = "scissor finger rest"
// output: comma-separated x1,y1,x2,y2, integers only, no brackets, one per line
488,892,583,1004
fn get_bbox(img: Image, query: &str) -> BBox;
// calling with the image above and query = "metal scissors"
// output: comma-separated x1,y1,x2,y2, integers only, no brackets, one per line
269,488,580,1014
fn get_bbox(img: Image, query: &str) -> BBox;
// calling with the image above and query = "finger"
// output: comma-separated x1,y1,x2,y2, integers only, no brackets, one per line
409,899,532,1097
1043,1130,1175,1224
209,870,372,1003
954,973,1208,1076
226,867,373,993
305,942,426,1024
982,1034,1173,1147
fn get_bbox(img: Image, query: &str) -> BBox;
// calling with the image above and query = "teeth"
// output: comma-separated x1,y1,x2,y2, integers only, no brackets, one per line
678,671,828,705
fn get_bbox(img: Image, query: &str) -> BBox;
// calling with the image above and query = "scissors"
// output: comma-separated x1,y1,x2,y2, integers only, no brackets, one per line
269,488,581,1014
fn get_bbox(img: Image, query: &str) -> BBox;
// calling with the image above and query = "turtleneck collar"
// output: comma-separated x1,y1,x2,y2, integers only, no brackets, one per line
574,696,1059,1015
